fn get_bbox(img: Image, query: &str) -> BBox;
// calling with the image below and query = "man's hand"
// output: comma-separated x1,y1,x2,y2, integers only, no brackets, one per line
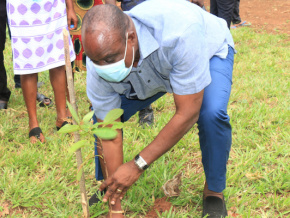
99,160,143,205
190,0,204,7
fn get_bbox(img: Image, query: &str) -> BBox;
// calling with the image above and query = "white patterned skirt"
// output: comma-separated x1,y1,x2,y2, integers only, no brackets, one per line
6,0,76,75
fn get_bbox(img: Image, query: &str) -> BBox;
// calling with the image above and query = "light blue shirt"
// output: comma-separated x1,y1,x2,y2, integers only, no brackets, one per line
87,0,235,120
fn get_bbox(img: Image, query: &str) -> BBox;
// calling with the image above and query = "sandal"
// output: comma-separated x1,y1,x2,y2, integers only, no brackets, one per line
56,118,72,131
29,127,44,142
37,93,53,107
231,21,251,29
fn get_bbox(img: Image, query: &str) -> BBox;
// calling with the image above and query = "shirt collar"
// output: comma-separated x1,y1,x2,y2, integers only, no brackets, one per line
131,18,159,66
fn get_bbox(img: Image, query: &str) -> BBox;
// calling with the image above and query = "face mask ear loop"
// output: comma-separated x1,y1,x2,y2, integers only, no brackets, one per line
130,46,135,67
124,33,134,68
124,33,128,59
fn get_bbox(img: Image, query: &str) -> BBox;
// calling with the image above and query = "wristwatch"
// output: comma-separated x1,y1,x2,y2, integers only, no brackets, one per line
134,154,149,170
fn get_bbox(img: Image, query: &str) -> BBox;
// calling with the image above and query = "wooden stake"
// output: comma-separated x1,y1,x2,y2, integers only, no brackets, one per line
63,29,90,218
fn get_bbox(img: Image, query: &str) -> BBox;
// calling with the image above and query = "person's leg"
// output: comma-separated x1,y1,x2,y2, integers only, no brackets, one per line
21,73,45,143
49,66,68,128
14,75,21,88
0,52,10,108
210,0,218,16
5,18,21,90
214,0,235,29
231,0,241,24
0,0,10,109
95,129,124,217
198,46,234,217
198,46,234,194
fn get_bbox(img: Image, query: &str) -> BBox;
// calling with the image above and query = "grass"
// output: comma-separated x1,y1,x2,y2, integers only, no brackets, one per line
0,27,289,217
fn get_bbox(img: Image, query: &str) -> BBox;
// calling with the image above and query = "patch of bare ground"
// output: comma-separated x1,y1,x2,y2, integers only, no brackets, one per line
204,0,290,35
145,197,174,218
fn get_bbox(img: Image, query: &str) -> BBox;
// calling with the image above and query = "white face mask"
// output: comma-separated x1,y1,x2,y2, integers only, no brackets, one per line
92,33,134,83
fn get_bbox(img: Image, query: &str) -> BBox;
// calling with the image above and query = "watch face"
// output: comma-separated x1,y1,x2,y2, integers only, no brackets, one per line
135,154,148,170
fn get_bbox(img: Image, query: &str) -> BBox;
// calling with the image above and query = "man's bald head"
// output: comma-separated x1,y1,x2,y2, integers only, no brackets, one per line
82,4,138,67
82,4,129,42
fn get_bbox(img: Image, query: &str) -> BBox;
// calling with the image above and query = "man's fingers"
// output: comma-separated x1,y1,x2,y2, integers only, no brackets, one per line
103,187,114,202
102,182,119,202
109,187,124,205
99,178,112,191
119,187,129,200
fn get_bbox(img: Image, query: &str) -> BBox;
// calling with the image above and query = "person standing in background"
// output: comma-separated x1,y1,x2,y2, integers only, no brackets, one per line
0,0,10,110
210,0,235,29
70,0,103,73
6,0,77,143
2,3,54,110
231,0,251,28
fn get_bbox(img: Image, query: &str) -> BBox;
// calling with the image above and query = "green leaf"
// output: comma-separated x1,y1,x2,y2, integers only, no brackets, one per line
103,109,124,123
92,122,104,128
93,128,118,140
82,111,95,123
67,101,80,124
80,124,92,132
76,167,83,181
58,124,80,133
111,122,124,130
69,140,89,153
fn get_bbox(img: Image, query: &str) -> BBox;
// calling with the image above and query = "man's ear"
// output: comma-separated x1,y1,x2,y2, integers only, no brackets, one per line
128,31,137,45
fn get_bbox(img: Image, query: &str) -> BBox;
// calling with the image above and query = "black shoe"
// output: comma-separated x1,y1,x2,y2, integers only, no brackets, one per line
202,196,227,218
0,101,8,110
138,105,154,126
89,189,106,207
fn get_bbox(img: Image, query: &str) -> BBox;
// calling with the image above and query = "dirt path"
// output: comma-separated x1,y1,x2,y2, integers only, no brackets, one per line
204,0,290,35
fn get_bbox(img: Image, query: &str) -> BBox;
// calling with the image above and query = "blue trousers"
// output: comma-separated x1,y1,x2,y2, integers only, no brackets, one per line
93,46,234,193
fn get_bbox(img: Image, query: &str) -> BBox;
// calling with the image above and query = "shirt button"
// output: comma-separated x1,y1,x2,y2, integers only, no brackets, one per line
148,80,151,83
139,70,142,73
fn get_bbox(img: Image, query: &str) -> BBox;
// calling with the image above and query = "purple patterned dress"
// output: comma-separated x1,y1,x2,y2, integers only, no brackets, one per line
6,0,75,75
